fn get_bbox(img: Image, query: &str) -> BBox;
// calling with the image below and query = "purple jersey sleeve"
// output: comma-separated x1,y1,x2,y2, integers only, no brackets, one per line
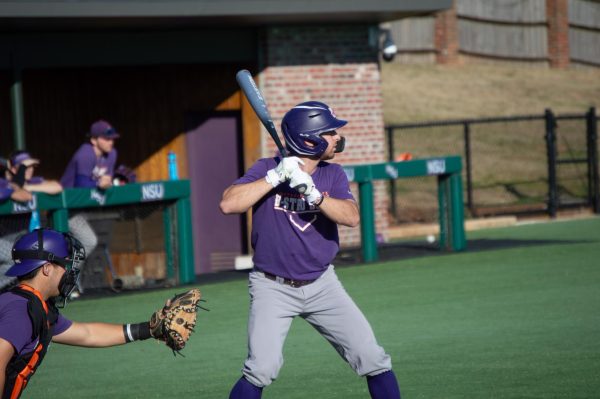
26,176,45,185
53,314,73,336
0,293,72,354
233,158,272,185
61,143,117,188
0,178,14,202
327,163,355,201
0,295,32,354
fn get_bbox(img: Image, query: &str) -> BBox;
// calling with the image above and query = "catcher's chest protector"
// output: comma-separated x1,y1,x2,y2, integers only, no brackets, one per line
3,285,57,399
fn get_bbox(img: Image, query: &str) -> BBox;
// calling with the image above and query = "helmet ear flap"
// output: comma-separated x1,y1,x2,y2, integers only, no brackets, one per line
334,136,345,153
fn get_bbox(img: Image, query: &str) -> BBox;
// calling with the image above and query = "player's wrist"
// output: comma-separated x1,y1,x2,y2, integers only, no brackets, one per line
265,169,281,187
306,188,322,206
314,194,325,207
123,322,152,343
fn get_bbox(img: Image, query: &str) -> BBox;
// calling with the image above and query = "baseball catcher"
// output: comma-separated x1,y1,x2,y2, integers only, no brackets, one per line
0,228,203,399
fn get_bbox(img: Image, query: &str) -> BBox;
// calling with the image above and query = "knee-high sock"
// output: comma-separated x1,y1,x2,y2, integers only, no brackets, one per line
229,377,263,399
367,370,401,399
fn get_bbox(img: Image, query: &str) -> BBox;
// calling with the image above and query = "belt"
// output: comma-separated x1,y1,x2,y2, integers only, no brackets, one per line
263,272,316,288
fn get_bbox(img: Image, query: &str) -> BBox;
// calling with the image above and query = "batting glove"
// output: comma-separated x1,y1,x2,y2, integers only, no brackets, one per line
265,156,304,187
288,168,321,204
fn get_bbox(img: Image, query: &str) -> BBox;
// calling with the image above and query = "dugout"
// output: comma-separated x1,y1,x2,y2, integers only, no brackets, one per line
0,0,452,275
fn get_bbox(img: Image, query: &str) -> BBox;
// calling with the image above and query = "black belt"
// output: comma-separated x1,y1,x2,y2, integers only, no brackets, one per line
263,272,316,288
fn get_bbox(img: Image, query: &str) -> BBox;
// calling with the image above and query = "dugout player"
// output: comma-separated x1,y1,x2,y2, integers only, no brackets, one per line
5,151,63,198
60,119,119,189
220,101,401,399
1,151,98,296
0,228,157,399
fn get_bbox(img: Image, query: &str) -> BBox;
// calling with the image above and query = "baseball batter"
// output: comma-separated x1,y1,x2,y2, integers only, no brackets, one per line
220,101,401,399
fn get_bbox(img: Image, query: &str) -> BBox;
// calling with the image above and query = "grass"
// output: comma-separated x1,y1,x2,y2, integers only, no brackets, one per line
381,63,600,123
380,63,600,212
24,217,600,398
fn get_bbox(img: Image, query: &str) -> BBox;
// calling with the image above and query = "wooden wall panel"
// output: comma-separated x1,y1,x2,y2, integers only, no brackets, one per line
0,71,13,156
110,252,166,279
135,133,189,182
20,64,258,182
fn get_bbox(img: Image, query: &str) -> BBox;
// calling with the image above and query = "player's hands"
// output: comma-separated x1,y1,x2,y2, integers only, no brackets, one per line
97,175,113,190
265,156,304,187
289,168,322,204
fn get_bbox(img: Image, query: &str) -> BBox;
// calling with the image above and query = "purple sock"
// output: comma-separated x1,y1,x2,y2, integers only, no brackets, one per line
229,377,263,399
367,370,401,399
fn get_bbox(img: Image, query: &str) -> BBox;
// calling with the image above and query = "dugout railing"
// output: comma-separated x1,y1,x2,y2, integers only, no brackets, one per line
0,180,195,289
386,107,599,220
343,156,466,262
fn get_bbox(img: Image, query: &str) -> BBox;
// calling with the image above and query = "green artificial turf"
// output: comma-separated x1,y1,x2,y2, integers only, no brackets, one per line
24,217,600,398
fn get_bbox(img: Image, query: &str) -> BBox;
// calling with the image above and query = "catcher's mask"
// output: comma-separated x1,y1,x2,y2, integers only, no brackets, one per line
9,228,86,307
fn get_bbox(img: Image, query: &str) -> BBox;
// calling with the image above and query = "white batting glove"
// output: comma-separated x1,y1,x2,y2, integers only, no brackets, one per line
304,187,323,206
288,168,321,205
265,156,304,187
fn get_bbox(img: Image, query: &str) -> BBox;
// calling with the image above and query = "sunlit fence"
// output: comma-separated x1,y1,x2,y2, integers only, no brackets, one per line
386,107,599,220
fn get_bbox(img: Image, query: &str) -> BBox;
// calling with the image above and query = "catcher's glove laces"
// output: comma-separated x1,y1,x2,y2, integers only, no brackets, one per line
148,288,207,356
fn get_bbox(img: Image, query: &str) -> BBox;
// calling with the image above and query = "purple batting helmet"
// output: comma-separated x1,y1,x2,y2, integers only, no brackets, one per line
281,101,347,157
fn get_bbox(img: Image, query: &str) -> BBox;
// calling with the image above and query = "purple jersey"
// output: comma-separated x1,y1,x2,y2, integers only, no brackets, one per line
60,143,117,188
0,292,72,355
0,178,13,202
234,158,354,281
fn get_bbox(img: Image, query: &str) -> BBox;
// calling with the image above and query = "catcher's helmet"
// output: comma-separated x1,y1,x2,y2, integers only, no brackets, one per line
281,101,347,157
8,228,84,276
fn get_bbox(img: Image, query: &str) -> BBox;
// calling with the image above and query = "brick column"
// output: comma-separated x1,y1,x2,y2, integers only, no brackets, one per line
434,0,459,64
259,25,389,247
546,0,570,68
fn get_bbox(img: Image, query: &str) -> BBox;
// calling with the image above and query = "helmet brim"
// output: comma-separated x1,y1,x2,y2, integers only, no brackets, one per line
5,259,46,277
313,119,347,136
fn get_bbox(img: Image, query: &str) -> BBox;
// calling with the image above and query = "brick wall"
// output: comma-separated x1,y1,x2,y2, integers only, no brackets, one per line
259,25,389,247
434,0,459,64
546,0,570,68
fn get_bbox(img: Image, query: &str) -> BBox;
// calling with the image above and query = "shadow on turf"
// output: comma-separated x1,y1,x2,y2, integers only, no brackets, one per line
334,237,591,266
71,237,589,299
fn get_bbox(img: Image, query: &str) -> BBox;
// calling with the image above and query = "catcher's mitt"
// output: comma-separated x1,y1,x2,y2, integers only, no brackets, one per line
149,288,205,355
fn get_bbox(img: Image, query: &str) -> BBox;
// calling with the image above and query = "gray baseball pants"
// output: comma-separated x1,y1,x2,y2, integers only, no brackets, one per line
242,265,392,387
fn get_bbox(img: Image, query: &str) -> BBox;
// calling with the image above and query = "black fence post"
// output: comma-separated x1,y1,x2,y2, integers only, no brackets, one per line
387,126,397,218
463,122,474,216
587,107,599,214
545,109,558,218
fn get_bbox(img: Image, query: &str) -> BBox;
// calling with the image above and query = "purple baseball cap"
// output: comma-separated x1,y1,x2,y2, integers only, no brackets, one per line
10,151,40,168
89,120,120,139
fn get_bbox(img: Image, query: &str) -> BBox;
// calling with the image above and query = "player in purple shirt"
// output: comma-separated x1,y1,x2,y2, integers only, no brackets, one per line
60,119,119,189
221,101,401,399
4,151,63,200
0,228,170,399
0,178,29,204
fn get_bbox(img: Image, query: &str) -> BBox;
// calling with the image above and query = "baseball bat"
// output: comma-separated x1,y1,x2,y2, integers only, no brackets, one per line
236,69,288,158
